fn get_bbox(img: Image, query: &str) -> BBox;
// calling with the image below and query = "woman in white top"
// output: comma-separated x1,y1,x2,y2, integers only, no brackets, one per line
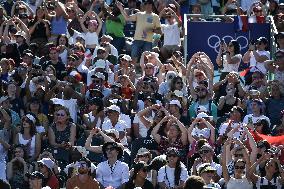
222,139,253,189
79,10,102,50
158,148,189,189
216,39,242,81
14,113,41,161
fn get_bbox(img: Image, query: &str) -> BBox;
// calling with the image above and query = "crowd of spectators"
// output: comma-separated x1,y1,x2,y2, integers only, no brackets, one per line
0,0,284,189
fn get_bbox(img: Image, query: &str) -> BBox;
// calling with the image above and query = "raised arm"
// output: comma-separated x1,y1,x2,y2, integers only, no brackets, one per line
171,115,188,146
151,116,169,144
187,119,197,144
222,139,231,183
116,1,137,22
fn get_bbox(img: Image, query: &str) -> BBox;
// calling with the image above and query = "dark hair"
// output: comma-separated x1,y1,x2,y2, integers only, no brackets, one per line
255,119,271,135
131,161,148,181
34,6,45,21
166,148,182,186
20,113,37,136
170,76,183,92
184,175,205,189
230,40,241,55
56,34,69,47
0,179,11,189
13,144,28,160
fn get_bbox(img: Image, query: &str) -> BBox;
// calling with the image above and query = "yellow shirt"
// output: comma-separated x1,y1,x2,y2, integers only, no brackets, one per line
134,12,161,42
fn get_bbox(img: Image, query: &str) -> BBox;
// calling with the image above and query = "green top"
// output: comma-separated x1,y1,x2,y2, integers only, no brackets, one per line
106,14,126,38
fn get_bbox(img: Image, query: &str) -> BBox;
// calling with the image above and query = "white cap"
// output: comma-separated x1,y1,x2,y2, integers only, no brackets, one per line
122,54,132,61
69,70,79,77
137,147,150,156
105,129,119,139
107,105,121,113
95,59,106,69
92,72,105,80
197,106,207,113
37,158,55,170
196,112,209,118
169,100,181,108
173,90,183,97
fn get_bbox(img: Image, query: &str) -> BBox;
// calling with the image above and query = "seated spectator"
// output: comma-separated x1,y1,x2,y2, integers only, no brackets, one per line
96,142,129,188
14,113,41,161
157,148,189,188
183,175,205,189
125,161,154,189
37,158,59,189
151,115,188,157
66,157,100,189
26,171,45,189
197,163,221,189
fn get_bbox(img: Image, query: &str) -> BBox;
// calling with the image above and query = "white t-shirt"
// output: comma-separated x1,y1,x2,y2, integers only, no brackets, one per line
222,54,242,72
249,50,270,74
101,118,128,146
161,22,181,46
227,177,253,189
243,114,271,127
51,98,78,123
219,122,243,139
84,32,99,46
255,177,282,189
158,165,188,188
133,114,154,138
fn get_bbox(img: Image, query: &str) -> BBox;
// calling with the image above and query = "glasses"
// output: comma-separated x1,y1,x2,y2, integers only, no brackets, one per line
234,165,245,169
199,150,209,155
105,147,115,152
56,113,66,117
145,66,153,69
195,88,207,92
93,79,101,84
137,154,149,159
176,81,183,84
234,154,243,158
67,9,75,13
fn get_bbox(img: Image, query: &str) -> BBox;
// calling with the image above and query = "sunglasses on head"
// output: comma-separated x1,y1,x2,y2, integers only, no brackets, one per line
235,165,245,169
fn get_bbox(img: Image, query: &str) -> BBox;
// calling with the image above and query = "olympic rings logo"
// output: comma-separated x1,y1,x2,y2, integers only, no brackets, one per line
207,35,248,53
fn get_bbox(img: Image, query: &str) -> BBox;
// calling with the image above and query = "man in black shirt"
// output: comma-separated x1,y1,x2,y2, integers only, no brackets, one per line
41,47,66,80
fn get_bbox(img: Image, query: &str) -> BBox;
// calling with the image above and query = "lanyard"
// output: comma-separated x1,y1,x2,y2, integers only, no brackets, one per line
108,160,118,175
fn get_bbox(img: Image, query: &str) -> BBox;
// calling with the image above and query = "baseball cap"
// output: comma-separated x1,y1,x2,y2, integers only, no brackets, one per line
137,148,150,156
169,100,181,108
198,163,216,175
107,105,120,113
121,54,132,61
105,129,119,139
37,158,55,170
94,59,106,69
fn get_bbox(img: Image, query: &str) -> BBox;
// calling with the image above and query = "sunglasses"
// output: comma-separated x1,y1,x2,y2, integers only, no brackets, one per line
257,144,265,148
235,165,245,169
56,113,66,117
195,88,207,92
199,150,209,155
97,51,105,54
105,147,116,152
93,79,101,84
176,81,183,84
145,66,153,69
234,154,243,158
137,154,149,158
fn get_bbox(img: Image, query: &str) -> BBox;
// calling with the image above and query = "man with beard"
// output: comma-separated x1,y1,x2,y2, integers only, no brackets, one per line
66,157,100,189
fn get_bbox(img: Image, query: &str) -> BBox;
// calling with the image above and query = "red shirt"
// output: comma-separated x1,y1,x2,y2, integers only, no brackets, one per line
46,175,59,189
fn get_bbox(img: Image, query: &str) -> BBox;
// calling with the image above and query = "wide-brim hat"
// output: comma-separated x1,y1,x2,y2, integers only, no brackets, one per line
102,142,123,159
